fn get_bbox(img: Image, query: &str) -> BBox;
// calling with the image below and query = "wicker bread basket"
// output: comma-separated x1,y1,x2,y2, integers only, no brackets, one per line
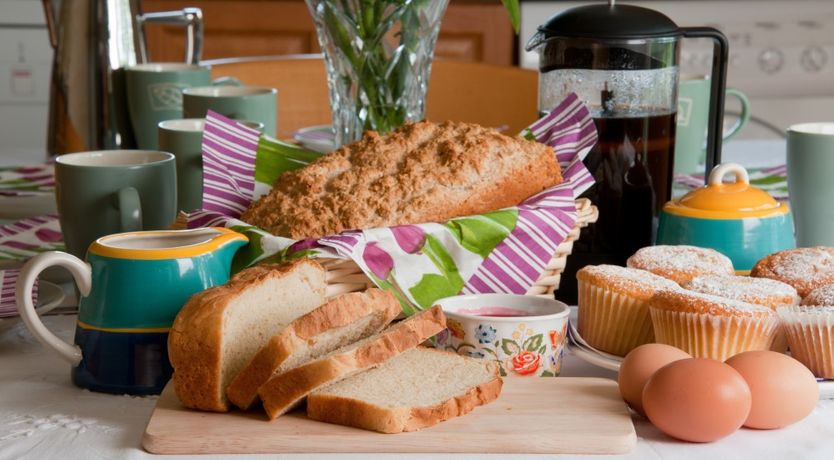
321,198,598,299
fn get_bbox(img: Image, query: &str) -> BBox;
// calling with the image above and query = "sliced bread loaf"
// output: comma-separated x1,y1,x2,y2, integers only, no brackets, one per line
168,259,327,412
258,305,446,420
306,347,502,433
226,289,401,410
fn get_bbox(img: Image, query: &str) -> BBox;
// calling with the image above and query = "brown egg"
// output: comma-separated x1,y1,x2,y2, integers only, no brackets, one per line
618,344,691,415
643,358,751,443
726,351,818,429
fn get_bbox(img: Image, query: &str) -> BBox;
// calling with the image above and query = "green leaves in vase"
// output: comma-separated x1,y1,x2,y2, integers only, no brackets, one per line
307,0,520,145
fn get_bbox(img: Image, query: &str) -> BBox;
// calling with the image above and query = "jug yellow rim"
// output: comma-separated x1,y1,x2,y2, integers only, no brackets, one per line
88,227,248,260
664,163,789,219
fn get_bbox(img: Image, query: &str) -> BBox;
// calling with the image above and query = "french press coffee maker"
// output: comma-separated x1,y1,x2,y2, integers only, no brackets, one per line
526,0,729,303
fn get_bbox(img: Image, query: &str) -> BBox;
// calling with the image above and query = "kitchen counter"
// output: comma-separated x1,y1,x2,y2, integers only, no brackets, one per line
2,314,834,460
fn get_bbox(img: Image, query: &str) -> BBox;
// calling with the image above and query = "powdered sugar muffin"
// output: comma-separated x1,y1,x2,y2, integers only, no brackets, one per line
751,247,834,298
802,283,834,306
684,275,800,307
649,289,779,361
627,245,734,285
576,265,681,357
777,306,834,378
684,275,800,352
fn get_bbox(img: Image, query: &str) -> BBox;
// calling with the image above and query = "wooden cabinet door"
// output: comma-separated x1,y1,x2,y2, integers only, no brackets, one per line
142,0,515,65
142,1,319,62
438,3,515,65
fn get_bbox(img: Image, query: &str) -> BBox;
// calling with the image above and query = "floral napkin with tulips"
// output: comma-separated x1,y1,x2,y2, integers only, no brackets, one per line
0,163,55,197
0,216,64,317
0,215,64,261
186,95,597,313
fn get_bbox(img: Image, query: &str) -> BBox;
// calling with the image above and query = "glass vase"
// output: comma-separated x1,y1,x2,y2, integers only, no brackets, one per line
306,0,449,147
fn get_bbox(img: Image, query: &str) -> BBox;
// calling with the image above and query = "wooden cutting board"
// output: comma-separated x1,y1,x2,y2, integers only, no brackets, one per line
143,377,636,455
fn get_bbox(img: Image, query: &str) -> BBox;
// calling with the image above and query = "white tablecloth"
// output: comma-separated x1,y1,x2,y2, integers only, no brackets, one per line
2,314,834,460
3,140,832,459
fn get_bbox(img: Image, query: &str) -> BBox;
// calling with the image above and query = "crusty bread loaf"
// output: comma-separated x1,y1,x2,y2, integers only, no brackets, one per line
225,289,401,410
307,347,502,433
241,121,563,239
258,305,446,420
168,259,327,412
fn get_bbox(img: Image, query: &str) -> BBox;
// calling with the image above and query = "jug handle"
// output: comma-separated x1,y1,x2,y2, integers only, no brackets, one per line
680,27,729,181
136,8,204,65
16,252,92,366
41,0,57,49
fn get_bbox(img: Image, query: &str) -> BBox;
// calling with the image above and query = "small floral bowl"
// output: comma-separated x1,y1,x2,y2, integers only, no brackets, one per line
433,294,570,377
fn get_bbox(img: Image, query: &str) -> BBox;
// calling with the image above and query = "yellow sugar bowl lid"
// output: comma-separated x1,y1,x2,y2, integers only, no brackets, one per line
663,163,789,219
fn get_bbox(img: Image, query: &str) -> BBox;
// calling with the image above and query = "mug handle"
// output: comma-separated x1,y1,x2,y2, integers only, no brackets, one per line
16,252,92,366
722,88,750,142
115,187,142,232
212,76,242,87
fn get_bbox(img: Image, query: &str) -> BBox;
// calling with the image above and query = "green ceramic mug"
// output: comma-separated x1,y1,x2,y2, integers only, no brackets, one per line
787,122,834,247
158,118,264,212
674,75,751,175
54,150,177,258
125,63,239,149
182,86,278,137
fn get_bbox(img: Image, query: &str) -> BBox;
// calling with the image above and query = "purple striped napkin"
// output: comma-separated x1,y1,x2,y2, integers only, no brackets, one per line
201,117,262,215
461,95,596,295
187,95,597,308
1,270,37,318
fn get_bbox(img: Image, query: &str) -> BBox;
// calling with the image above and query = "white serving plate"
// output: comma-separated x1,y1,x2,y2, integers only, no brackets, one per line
0,194,57,221
293,125,336,153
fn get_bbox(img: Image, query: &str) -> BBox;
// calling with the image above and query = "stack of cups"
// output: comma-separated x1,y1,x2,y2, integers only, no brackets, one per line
124,62,276,213
158,118,263,212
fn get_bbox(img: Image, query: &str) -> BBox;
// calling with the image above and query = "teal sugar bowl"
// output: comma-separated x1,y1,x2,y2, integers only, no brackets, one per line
657,163,795,274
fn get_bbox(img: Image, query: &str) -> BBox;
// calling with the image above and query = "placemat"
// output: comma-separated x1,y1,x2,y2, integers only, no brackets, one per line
674,164,788,201
0,163,55,197
0,215,64,261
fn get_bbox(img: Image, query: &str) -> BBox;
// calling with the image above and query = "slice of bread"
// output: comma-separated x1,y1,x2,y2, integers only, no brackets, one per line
258,305,446,420
226,289,401,410
306,347,502,433
168,259,327,412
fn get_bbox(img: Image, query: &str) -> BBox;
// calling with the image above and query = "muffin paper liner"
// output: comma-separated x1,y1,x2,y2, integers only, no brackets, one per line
761,299,798,353
577,281,653,357
650,308,778,362
778,306,834,378
771,326,789,353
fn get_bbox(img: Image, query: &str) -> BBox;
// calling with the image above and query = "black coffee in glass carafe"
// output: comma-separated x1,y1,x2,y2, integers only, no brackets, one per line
526,2,728,303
